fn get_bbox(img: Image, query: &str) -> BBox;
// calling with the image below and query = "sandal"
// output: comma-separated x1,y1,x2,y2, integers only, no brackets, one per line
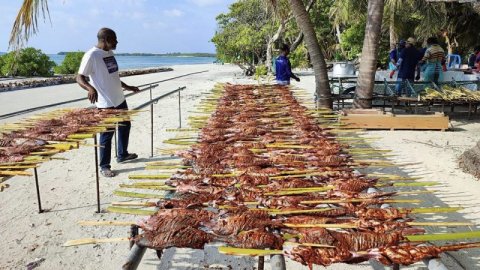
100,168,116,177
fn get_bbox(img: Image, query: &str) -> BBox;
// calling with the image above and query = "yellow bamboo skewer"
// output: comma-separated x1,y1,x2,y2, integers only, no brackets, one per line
111,201,156,207
128,174,171,180
0,170,32,176
0,165,37,169
300,199,422,204
78,220,136,226
63,237,129,247
284,221,474,229
118,184,175,191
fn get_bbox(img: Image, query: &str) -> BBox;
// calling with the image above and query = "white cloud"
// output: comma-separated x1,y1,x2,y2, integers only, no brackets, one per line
163,9,184,17
189,0,223,7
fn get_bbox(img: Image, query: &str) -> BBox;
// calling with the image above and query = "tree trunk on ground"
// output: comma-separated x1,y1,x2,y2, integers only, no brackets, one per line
354,0,385,109
287,0,332,109
266,0,315,73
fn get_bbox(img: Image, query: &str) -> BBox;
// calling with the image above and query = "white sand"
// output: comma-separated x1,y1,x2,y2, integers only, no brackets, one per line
1,64,480,270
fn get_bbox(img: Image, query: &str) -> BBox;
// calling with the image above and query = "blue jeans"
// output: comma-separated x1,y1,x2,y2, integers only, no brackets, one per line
99,100,131,169
395,78,413,96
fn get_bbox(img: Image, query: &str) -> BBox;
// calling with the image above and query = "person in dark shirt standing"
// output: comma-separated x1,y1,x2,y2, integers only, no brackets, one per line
468,46,480,70
275,44,300,85
389,40,405,71
395,37,420,96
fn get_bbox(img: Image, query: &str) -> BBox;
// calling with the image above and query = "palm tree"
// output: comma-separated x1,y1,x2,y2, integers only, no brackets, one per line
265,0,315,73
287,0,332,108
354,0,384,108
9,0,50,50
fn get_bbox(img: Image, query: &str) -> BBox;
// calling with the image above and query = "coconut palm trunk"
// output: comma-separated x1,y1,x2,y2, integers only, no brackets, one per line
354,0,385,109
287,0,332,109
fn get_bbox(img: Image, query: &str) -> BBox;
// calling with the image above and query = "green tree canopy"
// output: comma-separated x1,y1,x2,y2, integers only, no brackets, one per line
212,0,275,65
0,47,55,77
54,51,84,74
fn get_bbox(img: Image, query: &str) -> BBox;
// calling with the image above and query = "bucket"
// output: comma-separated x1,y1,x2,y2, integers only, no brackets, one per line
332,62,356,76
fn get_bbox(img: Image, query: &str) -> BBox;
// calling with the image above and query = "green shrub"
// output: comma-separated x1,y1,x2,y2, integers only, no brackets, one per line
289,44,310,69
54,51,85,74
0,47,56,77
255,65,268,76
0,55,4,76
340,23,365,60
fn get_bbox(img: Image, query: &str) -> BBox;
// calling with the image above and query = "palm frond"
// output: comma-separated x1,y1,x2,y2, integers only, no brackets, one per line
9,0,50,50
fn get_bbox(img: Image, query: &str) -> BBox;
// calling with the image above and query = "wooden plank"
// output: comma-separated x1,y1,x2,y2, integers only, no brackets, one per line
341,109,384,115
339,113,449,130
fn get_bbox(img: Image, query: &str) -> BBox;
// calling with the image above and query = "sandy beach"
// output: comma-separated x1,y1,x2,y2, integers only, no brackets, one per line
2,64,480,270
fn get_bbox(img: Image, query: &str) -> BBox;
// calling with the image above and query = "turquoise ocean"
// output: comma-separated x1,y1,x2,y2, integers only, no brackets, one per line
48,54,217,70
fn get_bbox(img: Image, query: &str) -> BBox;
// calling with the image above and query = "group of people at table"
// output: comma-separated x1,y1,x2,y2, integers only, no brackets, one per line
389,37,449,96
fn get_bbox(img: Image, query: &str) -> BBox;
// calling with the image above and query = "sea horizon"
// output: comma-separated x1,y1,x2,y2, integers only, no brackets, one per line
49,54,217,70
0,52,218,70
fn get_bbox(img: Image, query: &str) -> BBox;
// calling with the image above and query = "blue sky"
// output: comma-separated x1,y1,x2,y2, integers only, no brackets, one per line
0,0,235,54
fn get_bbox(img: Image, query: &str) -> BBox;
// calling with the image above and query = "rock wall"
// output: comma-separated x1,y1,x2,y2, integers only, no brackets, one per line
0,67,173,92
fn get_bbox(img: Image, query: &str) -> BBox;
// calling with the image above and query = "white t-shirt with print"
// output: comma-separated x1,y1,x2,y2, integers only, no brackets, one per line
78,47,125,108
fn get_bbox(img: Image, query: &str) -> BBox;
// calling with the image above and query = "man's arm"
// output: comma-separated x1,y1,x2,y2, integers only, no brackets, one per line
121,81,140,93
287,59,300,82
390,50,397,65
76,74,98,104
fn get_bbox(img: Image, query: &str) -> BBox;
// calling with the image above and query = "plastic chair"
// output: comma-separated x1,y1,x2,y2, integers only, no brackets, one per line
447,54,461,69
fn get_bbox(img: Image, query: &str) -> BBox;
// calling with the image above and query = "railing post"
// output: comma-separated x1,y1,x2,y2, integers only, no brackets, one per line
94,135,101,213
114,124,118,158
178,89,182,128
149,84,155,157
33,167,43,213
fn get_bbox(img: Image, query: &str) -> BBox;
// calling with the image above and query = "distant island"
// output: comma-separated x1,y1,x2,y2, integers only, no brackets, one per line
57,52,216,57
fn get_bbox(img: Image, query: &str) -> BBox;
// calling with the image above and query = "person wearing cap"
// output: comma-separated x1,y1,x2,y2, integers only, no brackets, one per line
395,37,420,96
275,44,300,85
389,40,406,71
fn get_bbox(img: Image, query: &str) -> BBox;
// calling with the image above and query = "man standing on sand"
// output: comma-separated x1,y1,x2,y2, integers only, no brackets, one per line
76,27,140,177
395,37,419,96
275,44,300,85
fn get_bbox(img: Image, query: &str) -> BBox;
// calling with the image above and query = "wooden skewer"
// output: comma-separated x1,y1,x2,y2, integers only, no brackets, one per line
300,199,422,204
113,190,165,199
284,221,474,229
78,220,136,226
0,165,37,169
63,237,129,247
0,170,32,176
111,201,156,207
